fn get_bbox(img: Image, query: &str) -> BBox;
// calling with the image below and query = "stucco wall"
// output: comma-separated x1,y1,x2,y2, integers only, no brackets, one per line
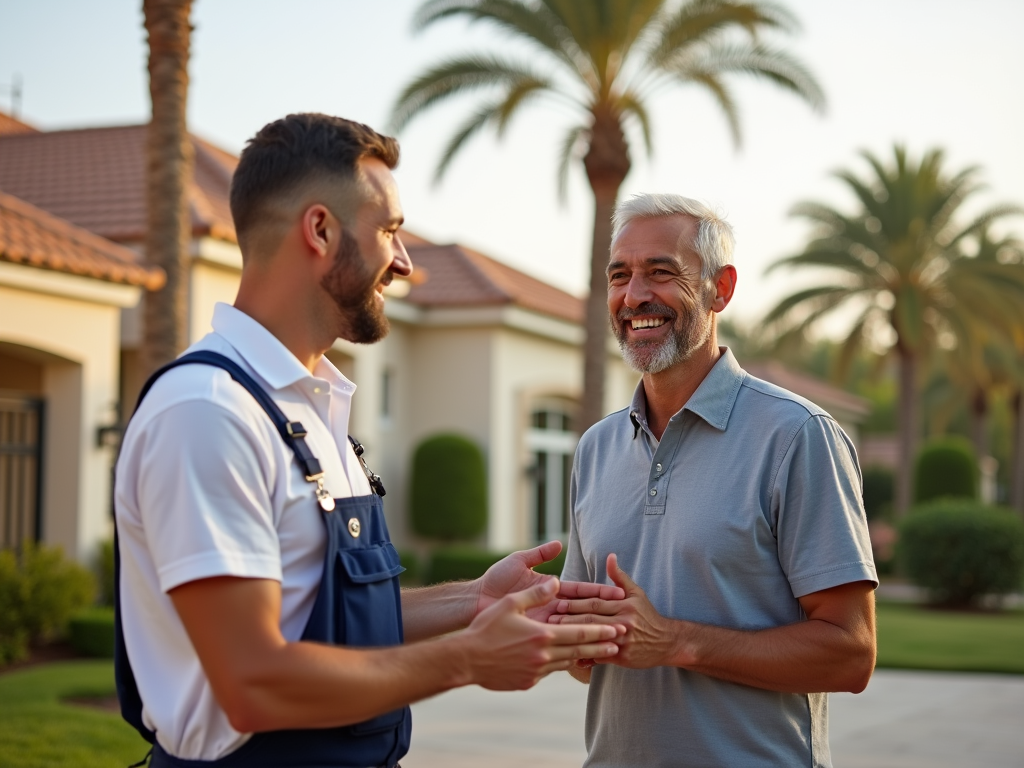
0,281,124,562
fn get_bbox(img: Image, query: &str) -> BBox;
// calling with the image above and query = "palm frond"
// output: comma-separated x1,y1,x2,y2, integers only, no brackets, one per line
767,245,882,280
762,284,863,326
432,101,506,182
617,89,655,157
390,55,553,132
556,124,586,202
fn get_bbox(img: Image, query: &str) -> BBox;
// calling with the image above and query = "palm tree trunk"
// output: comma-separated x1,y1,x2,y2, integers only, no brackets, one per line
579,106,630,433
1011,387,1024,516
970,387,988,462
141,0,194,378
895,348,918,517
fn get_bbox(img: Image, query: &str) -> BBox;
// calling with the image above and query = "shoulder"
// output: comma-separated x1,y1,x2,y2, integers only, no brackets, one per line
576,407,633,458
735,370,833,430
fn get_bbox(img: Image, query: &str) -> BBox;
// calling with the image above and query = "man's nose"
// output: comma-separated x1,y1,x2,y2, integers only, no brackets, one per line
390,234,413,278
623,274,653,308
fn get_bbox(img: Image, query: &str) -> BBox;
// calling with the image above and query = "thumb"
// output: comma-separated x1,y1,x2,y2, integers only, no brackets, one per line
507,577,559,613
518,540,563,569
606,553,638,594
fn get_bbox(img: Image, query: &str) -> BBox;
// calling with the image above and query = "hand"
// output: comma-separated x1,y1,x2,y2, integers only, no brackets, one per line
461,578,623,691
476,541,626,623
549,553,678,669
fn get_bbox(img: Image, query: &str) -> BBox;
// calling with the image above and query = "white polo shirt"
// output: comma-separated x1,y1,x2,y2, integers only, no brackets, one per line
115,303,372,760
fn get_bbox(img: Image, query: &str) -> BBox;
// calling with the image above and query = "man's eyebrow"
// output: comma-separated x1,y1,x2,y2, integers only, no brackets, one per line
606,260,626,276
606,255,681,276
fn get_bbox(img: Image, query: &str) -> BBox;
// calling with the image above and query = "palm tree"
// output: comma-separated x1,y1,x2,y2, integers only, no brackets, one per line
391,0,824,432
764,146,1024,516
142,0,195,377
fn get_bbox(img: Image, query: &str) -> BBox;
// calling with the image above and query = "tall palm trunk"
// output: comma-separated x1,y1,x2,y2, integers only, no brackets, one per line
1011,387,1024,517
895,347,918,517
141,0,194,378
579,107,630,433
969,387,989,462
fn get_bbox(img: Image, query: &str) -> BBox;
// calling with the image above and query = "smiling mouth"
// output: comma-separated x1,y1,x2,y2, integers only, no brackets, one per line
631,317,667,330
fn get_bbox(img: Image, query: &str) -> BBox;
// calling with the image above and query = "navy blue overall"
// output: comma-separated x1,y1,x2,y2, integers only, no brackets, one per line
115,351,411,768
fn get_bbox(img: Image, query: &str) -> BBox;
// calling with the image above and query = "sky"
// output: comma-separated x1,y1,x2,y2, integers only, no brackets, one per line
2,0,1023,329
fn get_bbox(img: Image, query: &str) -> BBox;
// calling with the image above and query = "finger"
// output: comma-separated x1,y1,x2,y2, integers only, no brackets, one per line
548,622,620,645
546,641,620,661
606,553,639,594
505,577,559,613
514,540,563,570
549,613,622,627
575,658,596,669
553,597,621,616
557,581,627,601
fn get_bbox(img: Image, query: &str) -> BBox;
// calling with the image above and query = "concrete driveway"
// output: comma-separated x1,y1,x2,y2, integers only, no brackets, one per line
402,669,1024,767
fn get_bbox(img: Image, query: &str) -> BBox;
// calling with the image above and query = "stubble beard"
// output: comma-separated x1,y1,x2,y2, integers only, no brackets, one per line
612,295,713,374
320,230,391,344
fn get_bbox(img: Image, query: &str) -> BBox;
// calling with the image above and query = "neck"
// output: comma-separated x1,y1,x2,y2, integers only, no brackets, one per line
233,262,333,374
642,333,722,440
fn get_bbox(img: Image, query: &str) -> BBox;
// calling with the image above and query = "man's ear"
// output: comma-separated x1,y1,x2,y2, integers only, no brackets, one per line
300,203,337,260
711,265,738,313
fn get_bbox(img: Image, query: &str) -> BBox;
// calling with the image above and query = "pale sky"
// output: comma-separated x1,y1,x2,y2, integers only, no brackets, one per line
2,0,1022,328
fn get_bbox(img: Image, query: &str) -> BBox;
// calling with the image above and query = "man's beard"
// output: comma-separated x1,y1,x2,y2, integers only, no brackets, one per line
320,230,391,344
612,297,712,374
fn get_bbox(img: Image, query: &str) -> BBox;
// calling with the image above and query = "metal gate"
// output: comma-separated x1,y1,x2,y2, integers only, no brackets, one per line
0,392,43,549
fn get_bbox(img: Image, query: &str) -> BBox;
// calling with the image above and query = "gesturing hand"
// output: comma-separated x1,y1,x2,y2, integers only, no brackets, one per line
549,553,679,669
476,541,626,623
462,578,623,691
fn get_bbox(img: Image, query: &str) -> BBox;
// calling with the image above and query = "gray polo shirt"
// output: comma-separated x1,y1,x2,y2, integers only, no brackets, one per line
563,348,876,768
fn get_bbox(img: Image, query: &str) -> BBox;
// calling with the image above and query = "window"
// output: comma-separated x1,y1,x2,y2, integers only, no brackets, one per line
526,405,577,543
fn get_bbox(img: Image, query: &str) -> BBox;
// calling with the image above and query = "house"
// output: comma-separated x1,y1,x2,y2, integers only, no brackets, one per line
0,113,869,563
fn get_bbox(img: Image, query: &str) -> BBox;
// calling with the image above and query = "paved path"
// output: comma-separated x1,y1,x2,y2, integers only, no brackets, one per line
403,669,1024,767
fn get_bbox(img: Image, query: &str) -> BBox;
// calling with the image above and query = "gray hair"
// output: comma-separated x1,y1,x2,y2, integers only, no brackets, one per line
611,194,735,280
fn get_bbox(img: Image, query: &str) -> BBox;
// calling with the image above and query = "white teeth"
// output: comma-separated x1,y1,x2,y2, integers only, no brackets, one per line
631,318,666,330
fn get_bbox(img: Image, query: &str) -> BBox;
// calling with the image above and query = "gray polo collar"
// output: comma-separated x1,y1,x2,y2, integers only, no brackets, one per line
628,347,745,438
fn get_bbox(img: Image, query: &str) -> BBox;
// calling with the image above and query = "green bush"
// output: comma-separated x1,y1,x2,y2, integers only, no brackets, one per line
97,539,115,607
532,548,567,576
427,546,505,584
897,500,1024,607
410,433,487,541
68,608,115,658
0,542,96,664
862,466,894,521
397,550,419,586
914,437,977,503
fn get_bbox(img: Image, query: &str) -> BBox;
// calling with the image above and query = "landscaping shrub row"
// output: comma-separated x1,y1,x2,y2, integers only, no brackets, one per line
398,545,568,585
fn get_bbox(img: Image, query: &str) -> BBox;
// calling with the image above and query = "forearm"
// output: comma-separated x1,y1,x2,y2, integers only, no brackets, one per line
401,580,479,642
665,616,875,694
222,633,471,732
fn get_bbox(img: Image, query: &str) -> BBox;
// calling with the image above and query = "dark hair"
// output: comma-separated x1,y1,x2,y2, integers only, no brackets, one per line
229,113,400,243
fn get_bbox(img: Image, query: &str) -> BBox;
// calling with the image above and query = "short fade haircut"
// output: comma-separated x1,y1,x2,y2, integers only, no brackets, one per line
229,113,400,246
611,194,735,281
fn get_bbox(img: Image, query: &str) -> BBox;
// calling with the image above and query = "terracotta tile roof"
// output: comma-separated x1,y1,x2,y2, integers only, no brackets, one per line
742,359,870,418
0,190,165,289
405,242,583,324
0,110,38,136
0,124,237,243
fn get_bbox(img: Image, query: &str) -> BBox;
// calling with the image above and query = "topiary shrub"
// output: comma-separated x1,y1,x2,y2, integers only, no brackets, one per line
68,607,115,658
427,546,506,584
897,500,1024,607
0,541,96,664
97,539,115,607
862,466,894,521
913,437,977,503
397,550,419,586
410,433,487,541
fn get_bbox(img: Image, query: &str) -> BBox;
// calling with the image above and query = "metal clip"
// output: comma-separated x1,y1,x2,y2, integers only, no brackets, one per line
314,477,335,512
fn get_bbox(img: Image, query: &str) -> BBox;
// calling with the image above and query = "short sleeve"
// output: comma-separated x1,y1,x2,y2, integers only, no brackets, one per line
561,450,592,584
134,398,283,592
772,415,877,598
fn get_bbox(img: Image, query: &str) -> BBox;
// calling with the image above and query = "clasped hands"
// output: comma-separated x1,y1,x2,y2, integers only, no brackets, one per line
468,543,670,688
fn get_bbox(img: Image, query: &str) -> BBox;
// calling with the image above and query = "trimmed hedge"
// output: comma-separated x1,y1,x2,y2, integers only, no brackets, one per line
410,434,487,541
427,546,505,584
68,607,115,658
862,466,894,521
914,437,977,503
898,500,1024,607
397,550,419,586
0,542,95,664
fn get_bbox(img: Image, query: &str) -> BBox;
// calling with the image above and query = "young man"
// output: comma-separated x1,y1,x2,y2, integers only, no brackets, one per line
115,113,624,768
552,194,877,767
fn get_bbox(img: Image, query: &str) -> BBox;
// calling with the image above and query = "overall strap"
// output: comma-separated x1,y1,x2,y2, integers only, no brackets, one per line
136,351,325,484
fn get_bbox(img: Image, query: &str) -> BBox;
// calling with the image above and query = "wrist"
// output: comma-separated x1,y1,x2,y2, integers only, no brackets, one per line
436,628,476,689
666,618,700,669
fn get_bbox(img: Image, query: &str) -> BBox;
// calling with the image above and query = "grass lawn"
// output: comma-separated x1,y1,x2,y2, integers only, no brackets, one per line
876,601,1024,674
0,660,146,768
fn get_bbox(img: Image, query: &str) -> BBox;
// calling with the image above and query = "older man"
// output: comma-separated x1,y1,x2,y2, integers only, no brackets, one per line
553,194,877,767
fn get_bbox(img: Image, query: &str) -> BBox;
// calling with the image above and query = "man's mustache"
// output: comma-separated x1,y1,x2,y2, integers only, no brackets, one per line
615,303,678,322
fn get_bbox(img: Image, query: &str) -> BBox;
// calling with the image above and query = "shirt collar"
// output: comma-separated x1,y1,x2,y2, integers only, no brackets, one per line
211,303,354,393
629,347,745,436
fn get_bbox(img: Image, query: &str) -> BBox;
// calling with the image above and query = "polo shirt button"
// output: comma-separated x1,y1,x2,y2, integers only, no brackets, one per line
655,463,663,472
313,387,322,394
649,488,657,497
